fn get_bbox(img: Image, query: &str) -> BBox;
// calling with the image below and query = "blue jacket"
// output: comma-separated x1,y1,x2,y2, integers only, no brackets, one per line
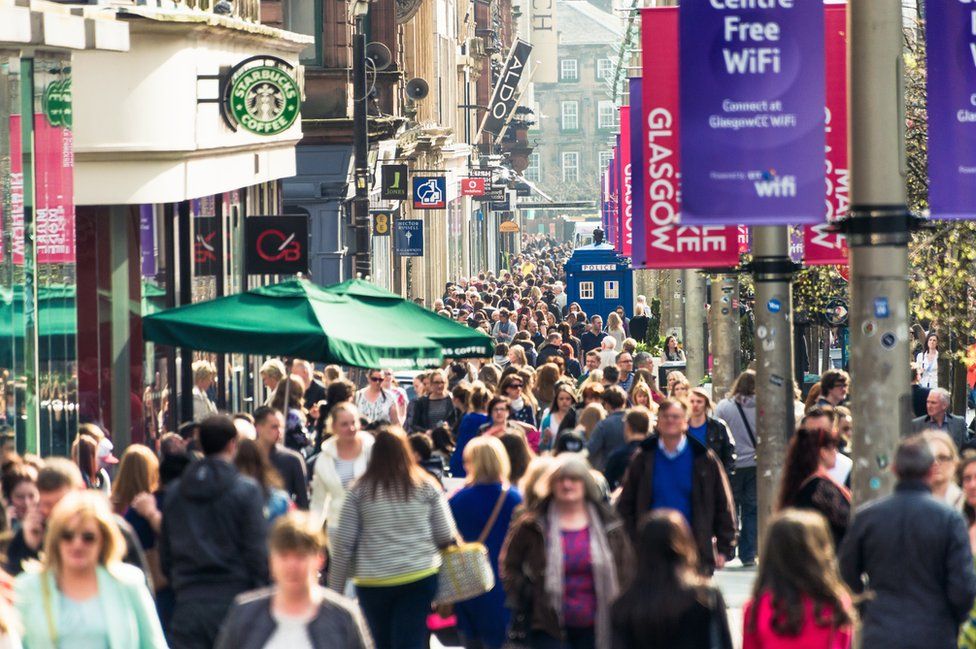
15,563,166,649
451,413,492,477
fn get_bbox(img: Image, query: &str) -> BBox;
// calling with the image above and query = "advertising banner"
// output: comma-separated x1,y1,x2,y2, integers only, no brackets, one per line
395,219,424,256
619,106,633,258
804,1,849,265
926,0,976,219
640,7,740,269
481,39,533,137
629,78,646,267
679,0,825,225
607,152,617,248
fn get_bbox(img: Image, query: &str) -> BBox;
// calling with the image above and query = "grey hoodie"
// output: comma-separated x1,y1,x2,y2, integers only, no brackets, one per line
713,395,756,469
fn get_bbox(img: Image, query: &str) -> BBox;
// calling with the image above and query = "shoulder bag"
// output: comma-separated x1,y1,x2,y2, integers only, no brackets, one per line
735,401,757,448
434,488,508,606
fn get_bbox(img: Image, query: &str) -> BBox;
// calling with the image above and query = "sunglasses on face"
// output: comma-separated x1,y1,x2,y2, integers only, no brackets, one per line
60,529,98,545
508,383,524,389
369,376,383,383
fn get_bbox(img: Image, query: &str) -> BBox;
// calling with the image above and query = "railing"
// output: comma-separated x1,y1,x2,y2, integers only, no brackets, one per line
156,0,262,23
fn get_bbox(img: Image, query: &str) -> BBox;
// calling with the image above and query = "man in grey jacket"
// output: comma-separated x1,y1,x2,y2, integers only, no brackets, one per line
838,435,976,649
713,369,757,566
910,387,970,451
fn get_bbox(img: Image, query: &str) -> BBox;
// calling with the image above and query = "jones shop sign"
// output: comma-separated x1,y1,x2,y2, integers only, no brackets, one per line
244,215,309,274
222,56,300,136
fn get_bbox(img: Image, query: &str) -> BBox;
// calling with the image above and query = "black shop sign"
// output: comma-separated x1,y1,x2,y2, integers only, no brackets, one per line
245,215,309,275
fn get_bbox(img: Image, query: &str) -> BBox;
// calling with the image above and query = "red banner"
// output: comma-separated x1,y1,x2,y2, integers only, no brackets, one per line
619,106,632,257
640,7,739,269
804,2,848,266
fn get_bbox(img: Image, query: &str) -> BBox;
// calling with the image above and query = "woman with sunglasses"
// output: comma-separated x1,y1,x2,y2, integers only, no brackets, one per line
356,368,400,426
500,374,537,428
15,490,166,648
777,418,852,547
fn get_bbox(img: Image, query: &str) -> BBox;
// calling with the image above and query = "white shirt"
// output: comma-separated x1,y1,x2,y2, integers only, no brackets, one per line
264,609,315,649
916,351,939,388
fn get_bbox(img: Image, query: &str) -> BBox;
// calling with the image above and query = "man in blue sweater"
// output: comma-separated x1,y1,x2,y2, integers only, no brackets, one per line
615,397,737,574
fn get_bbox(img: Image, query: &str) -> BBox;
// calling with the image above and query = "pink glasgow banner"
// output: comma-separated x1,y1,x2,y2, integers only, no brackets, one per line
639,7,739,269
619,106,633,257
804,1,848,266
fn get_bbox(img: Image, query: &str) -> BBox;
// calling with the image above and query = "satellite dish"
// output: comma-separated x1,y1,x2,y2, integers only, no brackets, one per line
405,77,429,100
365,42,393,71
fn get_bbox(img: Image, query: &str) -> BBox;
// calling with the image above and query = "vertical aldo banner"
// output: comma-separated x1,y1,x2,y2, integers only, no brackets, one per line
926,0,976,219
679,0,825,225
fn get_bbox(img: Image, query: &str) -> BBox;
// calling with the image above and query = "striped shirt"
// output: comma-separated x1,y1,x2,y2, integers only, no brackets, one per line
327,478,456,590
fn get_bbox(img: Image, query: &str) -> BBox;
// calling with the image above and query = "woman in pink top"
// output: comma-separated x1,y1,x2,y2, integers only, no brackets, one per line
743,509,855,649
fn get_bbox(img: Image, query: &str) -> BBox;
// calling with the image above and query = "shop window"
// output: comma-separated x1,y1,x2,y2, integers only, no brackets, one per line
579,281,594,300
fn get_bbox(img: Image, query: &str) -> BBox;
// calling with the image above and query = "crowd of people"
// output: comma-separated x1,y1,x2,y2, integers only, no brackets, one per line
0,239,974,649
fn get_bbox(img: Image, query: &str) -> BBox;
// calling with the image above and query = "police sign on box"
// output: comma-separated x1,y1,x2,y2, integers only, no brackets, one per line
679,0,825,226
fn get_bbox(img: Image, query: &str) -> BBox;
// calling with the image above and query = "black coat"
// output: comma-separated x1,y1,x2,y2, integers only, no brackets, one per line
839,481,976,649
269,444,309,510
160,457,270,601
215,587,371,649
700,417,737,478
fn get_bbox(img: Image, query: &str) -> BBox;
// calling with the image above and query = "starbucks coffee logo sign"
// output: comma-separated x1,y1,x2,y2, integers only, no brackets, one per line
221,56,299,136
43,77,72,129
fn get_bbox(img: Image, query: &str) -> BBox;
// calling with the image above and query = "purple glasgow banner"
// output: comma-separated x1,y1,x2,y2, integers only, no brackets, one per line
629,77,646,267
926,0,976,219
679,0,825,225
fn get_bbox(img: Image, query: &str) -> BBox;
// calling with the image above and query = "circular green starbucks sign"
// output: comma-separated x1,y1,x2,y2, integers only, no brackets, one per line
228,65,299,136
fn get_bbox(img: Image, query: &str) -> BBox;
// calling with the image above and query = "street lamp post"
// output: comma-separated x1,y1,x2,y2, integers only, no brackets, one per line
846,0,912,504
752,225,797,538
352,0,371,279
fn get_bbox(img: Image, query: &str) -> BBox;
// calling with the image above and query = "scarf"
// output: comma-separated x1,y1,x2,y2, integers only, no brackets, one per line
544,503,620,649
511,396,525,412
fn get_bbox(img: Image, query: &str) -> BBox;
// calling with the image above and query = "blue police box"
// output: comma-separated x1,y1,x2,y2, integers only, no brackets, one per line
564,242,633,322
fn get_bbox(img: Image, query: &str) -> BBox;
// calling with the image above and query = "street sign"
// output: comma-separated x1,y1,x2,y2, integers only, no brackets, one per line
395,219,424,256
381,164,409,200
412,176,446,209
244,215,309,275
372,210,393,236
499,220,520,233
460,177,486,196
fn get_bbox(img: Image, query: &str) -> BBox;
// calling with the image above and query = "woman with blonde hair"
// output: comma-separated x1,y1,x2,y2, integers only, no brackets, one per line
606,312,626,348
311,402,374,536
501,454,634,649
110,445,159,516
449,437,524,649
508,345,529,369
518,456,556,511
576,403,608,440
628,380,659,414
15,491,166,647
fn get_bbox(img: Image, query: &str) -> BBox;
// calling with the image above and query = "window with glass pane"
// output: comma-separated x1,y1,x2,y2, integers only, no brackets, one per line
597,58,614,80
599,151,613,170
285,0,322,65
598,101,617,130
579,282,594,300
562,152,580,182
525,153,541,182
561,101,579,131
605,281,619,300
559,59,578,81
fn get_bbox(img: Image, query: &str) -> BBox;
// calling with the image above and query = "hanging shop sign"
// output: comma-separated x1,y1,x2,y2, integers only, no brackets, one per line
481,39,533,137
639,7,740,270
479,186,506,203
43,77,72,129
412,176,447,209
244,215,309,274
804,2,849,265
221,56,300,136
381,164,409,200
629,78,646,268
395,219,424,256
499,220,520,233
619,107,633,258
925,0,976,219
490,190,513,212
194,216,220,276
679,0,825,225
460,177,487,196
372,210,393,236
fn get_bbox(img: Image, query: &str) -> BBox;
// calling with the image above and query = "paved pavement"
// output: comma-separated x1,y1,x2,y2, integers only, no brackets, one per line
432,561,758,649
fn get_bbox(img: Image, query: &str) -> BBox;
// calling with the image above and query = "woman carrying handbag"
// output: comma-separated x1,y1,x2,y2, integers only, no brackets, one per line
448,437,523,649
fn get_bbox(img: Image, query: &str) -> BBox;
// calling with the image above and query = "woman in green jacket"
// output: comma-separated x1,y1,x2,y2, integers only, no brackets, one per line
14,490,166,649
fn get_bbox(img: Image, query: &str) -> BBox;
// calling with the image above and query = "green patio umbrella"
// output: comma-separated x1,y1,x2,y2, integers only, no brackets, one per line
142,279,484,370
322,279,494,358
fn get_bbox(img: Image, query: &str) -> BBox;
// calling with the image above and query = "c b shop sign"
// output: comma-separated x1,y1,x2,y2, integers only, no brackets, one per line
221,56,300,136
